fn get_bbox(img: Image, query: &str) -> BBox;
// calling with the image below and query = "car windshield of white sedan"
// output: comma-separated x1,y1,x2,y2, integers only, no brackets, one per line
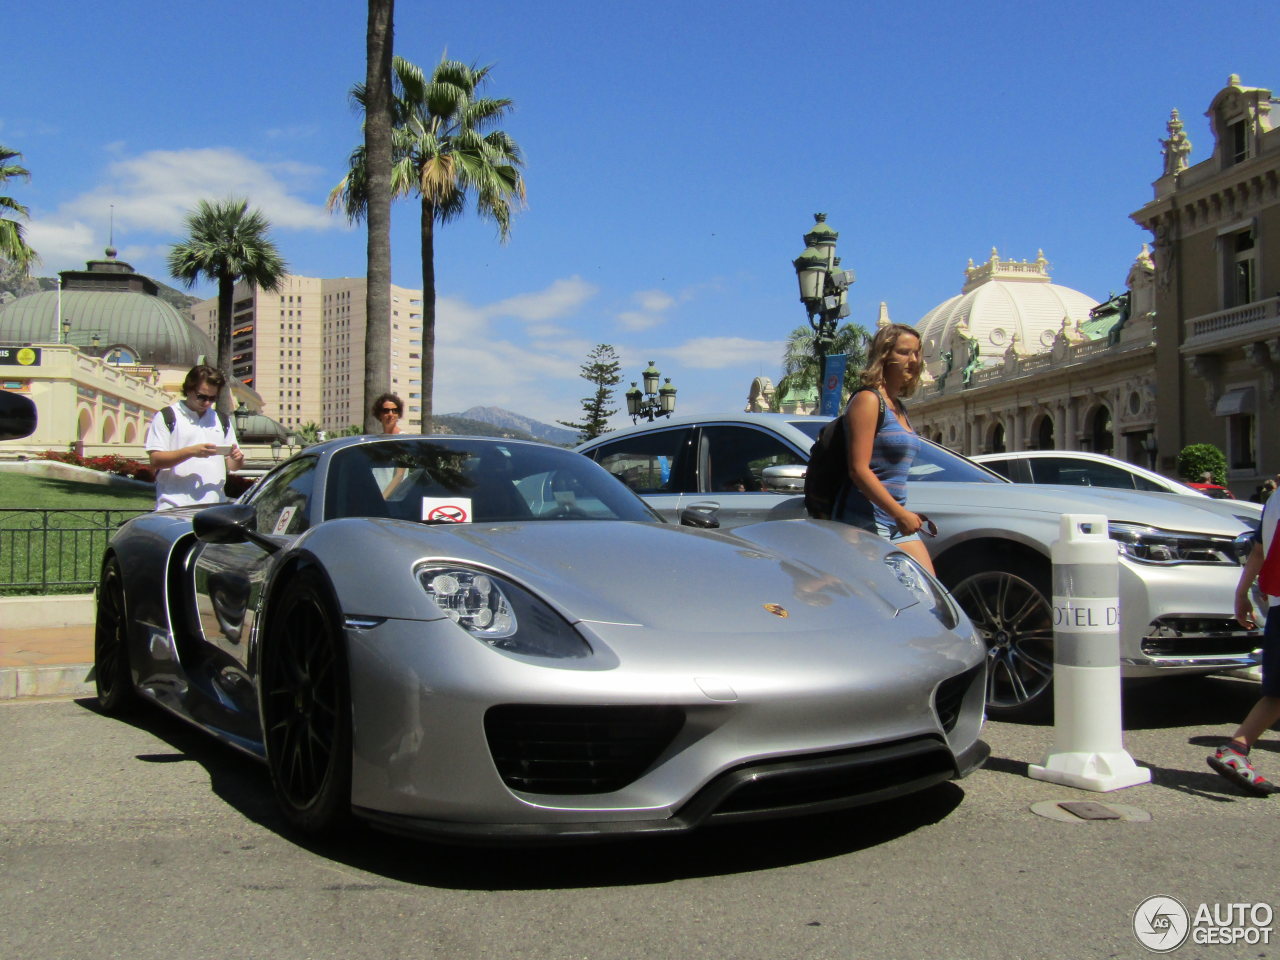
324,439,659,523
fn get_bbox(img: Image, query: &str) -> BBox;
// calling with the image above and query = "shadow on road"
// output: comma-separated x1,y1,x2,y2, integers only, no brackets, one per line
75,696,967,889
1120,674,1266,731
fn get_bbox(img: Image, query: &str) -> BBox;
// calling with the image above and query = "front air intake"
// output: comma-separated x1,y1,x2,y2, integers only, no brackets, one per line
484,704,685,794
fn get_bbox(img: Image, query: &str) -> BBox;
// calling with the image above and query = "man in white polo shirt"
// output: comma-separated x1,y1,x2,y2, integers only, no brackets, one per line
1207,491,1280,796
145,364,245,510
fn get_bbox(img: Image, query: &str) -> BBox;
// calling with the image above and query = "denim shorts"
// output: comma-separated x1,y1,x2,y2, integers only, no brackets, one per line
875,519,922,545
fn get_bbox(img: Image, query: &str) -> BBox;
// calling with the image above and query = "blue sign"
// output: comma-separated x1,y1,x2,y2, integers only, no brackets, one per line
819,353,848,418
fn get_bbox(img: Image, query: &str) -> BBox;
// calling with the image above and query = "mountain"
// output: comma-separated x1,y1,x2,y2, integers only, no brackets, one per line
446,406,578,446
0,273,200,313
432,415,539,441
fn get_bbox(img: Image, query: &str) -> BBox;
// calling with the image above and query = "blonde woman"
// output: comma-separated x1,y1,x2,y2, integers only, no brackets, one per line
832,323,936,575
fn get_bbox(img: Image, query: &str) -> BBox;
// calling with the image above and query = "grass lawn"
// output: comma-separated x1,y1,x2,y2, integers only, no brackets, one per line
0,470,154,594
0,470,155,509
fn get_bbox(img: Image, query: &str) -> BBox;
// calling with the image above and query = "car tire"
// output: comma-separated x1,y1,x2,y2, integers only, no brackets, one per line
945,562,1055,721
261,570,352,836
94,556,138,715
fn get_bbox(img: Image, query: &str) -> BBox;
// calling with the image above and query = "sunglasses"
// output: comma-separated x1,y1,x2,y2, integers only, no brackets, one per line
379,407,401,415
192,392,218,403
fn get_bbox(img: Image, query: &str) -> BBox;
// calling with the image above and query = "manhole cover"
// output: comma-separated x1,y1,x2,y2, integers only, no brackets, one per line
1030,800,1151,823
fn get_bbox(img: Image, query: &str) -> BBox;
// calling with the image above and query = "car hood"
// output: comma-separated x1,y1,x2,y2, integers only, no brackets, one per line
431,520,922,630
317,518,947,640
906,481,1249,535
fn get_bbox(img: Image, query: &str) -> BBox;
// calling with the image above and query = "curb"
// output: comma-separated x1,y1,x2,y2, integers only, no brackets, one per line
0,594,96,629
0,595,96,701
0,664,96,701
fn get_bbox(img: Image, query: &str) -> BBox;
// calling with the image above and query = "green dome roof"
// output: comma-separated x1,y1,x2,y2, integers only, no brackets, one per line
0,255,215,368
0,289,215,367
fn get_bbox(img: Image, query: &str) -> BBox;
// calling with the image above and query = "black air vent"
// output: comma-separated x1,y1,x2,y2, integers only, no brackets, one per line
934,664,983,733
485,704,684,795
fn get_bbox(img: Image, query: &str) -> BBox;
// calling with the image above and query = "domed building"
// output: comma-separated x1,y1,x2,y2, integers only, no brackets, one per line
917,249,1100,387
0,250,269,460
0,249,216,370
910,247,1158,461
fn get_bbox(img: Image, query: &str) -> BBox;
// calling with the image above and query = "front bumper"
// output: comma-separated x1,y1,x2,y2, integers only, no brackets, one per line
342,614,988,839
1116,560,1261,675
356,736,991,843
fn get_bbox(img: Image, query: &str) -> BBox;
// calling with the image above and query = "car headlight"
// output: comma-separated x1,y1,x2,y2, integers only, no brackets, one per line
883,552,959,630
1108,522,1245,565
416,565,591,659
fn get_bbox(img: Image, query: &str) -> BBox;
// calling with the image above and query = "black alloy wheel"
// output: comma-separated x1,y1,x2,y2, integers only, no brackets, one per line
948,565,1055,720
94,556,138,714
261,570,352,836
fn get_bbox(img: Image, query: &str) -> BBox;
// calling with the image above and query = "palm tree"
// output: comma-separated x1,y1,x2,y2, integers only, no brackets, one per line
0,146,38,273
774,323,872,411
330,54,526,433
361,0,395,433
167,198,288,413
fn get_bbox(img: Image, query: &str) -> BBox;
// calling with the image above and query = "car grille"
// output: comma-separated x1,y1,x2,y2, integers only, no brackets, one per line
1141,617,1260,658
704,737,955,821
934,665,983,733
484,704,685,795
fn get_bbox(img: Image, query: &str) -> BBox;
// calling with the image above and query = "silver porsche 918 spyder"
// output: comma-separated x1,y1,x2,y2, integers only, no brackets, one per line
94,435,988,841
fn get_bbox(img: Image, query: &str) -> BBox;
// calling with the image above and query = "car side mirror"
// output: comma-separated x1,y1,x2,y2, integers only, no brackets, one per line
193,502,282,552
680,502,720,529
761,464,806,493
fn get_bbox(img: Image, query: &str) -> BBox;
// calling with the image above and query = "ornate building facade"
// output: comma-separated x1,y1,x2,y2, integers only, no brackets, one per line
907,75,1279,494
910,248,1158,465
1131,75,1280,486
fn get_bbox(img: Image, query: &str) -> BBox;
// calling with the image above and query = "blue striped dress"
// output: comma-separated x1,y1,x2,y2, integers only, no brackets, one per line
832,400,920,534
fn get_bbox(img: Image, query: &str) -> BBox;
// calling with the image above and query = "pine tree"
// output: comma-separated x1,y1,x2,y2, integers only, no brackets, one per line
559,344,622,443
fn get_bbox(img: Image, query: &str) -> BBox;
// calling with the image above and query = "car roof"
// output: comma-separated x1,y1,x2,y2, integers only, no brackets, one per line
576,412,827,447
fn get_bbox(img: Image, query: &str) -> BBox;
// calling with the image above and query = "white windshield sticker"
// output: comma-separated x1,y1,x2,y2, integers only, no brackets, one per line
273,505,297,535
421,497,472,523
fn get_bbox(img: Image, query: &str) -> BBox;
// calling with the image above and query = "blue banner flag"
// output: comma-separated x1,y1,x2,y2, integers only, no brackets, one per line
819,354,848,418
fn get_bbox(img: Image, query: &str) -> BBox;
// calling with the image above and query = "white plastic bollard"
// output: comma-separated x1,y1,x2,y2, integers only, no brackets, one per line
1028,514,1151,791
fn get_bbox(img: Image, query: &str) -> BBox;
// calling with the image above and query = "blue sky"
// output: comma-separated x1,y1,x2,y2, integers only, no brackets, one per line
5,1,1275,426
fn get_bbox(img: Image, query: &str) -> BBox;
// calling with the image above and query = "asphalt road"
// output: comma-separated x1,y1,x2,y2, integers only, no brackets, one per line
1,676,1276,960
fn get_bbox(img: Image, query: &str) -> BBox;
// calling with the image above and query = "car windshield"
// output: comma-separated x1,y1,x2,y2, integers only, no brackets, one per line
325,438,661,523
788,420,1005,484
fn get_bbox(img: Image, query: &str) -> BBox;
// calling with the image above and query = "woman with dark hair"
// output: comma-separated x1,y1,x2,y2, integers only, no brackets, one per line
832,323,935,574
370,392,407,496
371,392,404,434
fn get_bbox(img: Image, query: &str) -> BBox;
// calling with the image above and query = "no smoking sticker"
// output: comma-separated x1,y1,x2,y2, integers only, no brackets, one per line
421,498,472,523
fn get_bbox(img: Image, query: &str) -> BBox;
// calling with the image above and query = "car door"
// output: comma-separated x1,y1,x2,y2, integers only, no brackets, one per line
693,424,808,526
190,456,319,684
581,426,694,521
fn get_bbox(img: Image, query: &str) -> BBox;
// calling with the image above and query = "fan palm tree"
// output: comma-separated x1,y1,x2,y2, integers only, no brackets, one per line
167,198,288,413
361,0,395,433
0,146,37,273
774,323,872,411
330,54,526,432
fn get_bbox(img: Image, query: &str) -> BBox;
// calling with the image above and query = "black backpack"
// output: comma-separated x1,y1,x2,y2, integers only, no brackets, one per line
162,405,230,436
803,388,884,520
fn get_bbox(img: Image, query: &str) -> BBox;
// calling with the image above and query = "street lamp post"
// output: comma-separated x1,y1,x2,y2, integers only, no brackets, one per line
625,361,678,423
792,213,855,397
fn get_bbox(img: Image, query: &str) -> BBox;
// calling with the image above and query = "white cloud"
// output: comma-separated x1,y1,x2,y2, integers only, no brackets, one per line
487,276,597,322
25,147,337,271
671,337,786,370
616,310,664,332
635,289,675,311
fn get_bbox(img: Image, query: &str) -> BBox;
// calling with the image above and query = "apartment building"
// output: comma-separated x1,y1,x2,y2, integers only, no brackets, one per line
192,276,425,433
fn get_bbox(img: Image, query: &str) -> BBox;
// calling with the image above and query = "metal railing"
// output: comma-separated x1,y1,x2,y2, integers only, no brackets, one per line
0,509,150,594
